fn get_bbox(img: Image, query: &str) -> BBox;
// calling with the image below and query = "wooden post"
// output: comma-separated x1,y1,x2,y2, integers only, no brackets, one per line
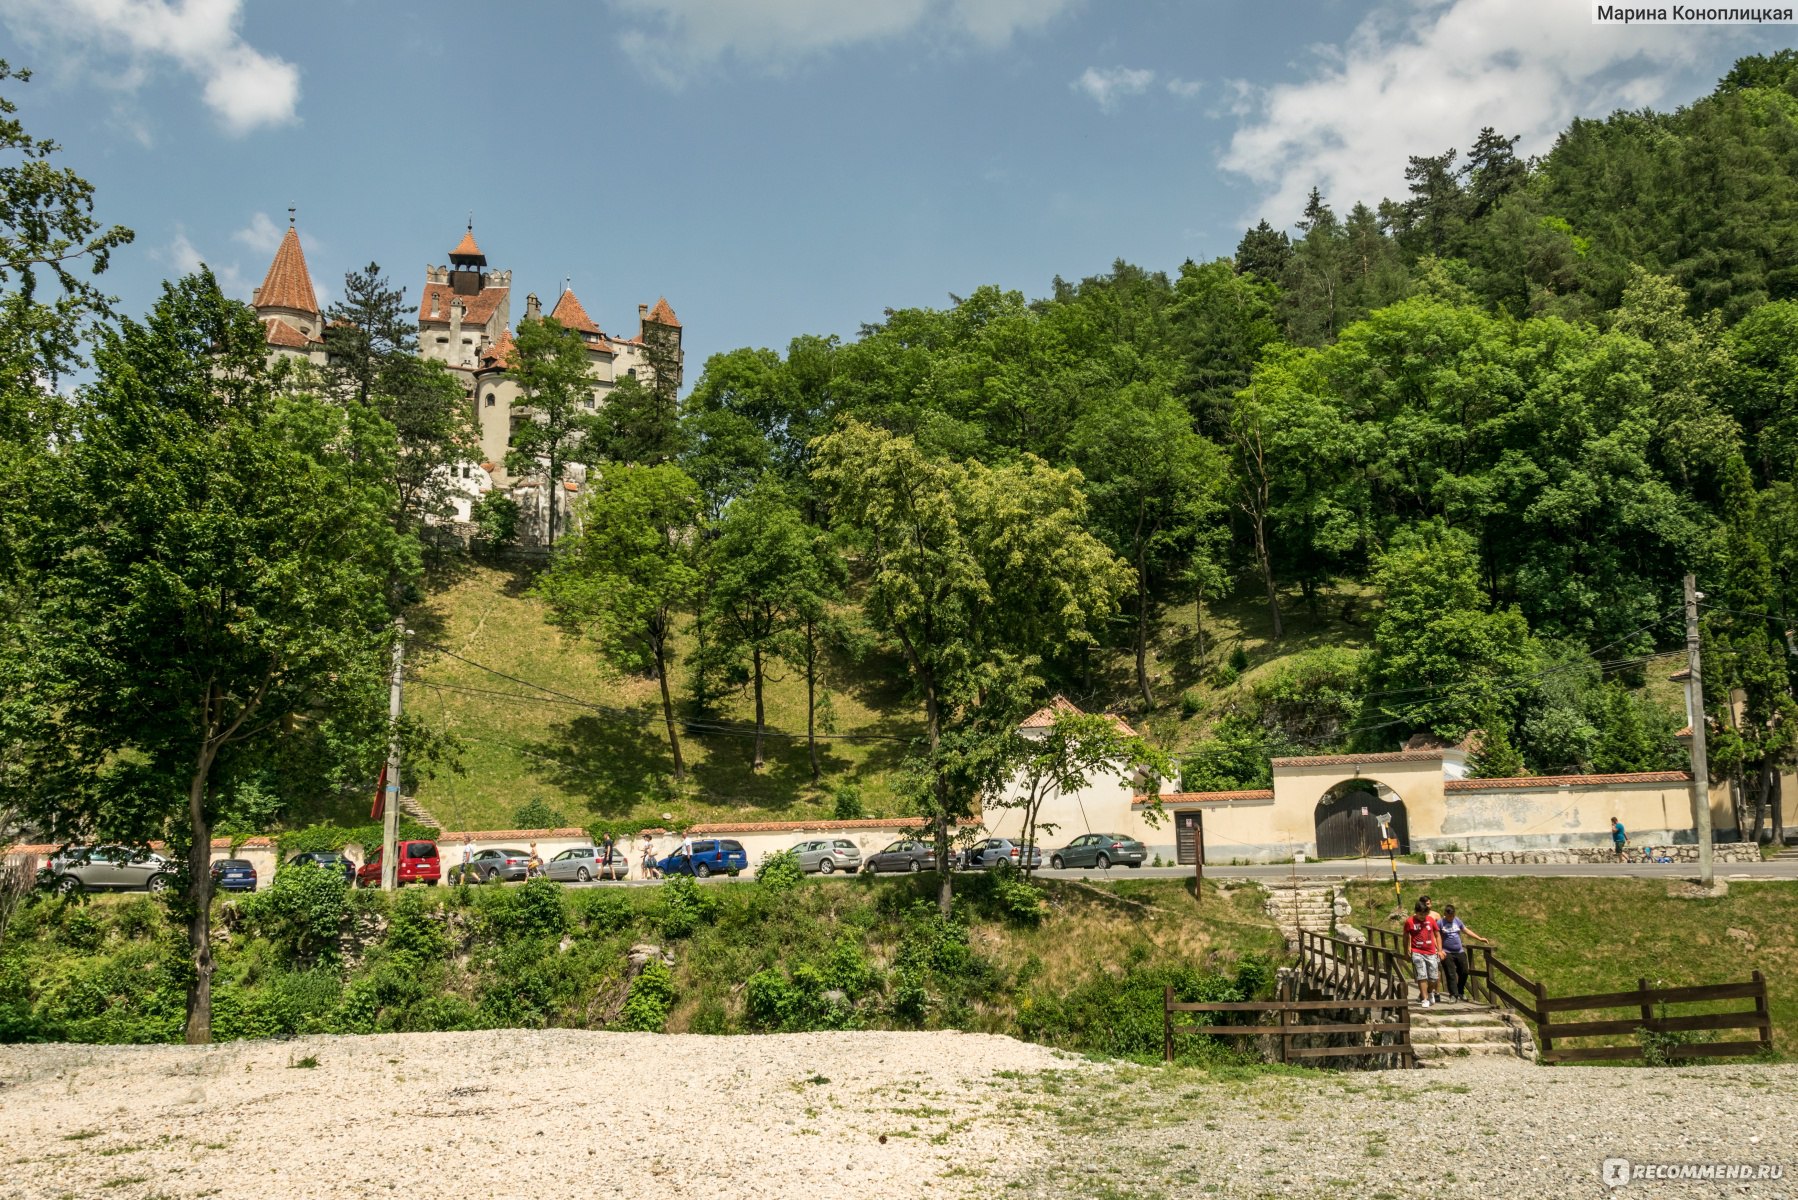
1164,984,1174,1063
1277,1004,1290,1065
1535,978,1553,1062
1684,574,1715,887
1195,811,1206,904
1638,976,1654,1033
1754,970,1772,1054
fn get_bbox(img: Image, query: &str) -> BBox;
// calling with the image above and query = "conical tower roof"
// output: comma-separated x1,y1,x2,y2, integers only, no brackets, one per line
646,296,681,328
255,224,319,315
550,288,602,337
450,226,486,265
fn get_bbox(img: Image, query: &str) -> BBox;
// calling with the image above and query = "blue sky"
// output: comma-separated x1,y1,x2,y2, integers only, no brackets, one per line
1,0,1791,377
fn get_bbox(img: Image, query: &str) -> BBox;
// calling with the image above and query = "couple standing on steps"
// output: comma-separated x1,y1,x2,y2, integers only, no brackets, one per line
1404,895,1489,1008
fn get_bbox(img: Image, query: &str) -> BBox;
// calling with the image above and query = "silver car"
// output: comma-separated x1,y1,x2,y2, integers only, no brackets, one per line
48,846,174,895
791,838,862,875
545,845,630,883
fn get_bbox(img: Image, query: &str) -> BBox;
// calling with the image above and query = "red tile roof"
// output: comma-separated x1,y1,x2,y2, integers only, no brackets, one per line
262,318,316,349
1133,789,1274,806
1270,749,1446,768
646,296,681,328
422,281,508,329
255,225,318,315
685,817,976,835
1669,666,1692,681
478,328,515,371
438,827,590,841
451,229,483,259
1018,694,1138,737
1676,725,1693,738
550,288,603,337
1445,771,1692,791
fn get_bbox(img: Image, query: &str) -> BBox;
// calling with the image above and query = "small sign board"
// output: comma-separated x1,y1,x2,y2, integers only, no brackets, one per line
1380,837,1399,852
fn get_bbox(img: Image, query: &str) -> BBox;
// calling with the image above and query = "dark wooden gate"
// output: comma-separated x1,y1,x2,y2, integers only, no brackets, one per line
1175,812,1201,865
1314,788,1406,858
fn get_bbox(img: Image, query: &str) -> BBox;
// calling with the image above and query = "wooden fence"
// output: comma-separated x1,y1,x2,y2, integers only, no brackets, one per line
1360,925,1773,1064
1163,986,1413,1067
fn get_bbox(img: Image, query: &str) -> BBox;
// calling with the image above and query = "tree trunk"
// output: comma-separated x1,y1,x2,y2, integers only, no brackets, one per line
751,645,766,771
923,672,952,918
1135,539,1153,708
1772,769,1785,846
806,624,820,781
1253,514,1283,639
547,451,559,548
184,748,218,1045
654,635,685,781
1194,583,1207,668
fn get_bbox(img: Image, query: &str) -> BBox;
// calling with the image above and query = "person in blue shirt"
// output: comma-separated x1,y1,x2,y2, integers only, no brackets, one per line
1612,818,1628,862
1436,904,1490,1003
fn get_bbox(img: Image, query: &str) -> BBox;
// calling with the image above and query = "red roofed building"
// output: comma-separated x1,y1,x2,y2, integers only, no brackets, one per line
251,214,326,364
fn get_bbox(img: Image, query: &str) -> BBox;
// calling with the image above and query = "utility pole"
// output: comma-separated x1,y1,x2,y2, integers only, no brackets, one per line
1684,574,1714,887
381,619,406,891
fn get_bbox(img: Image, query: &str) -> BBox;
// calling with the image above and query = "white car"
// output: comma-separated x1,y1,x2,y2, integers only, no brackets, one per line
791,838,862,875
545,845,630,882
48,846,174,894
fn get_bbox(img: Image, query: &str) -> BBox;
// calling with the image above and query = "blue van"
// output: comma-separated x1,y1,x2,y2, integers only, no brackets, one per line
658,838,748,878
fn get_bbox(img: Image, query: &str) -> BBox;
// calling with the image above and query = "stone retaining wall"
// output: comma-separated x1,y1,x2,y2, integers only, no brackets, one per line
1425,842,1761,865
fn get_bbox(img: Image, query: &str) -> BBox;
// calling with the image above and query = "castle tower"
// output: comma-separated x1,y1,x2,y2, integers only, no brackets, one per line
252,211,323,361
421,224,511,373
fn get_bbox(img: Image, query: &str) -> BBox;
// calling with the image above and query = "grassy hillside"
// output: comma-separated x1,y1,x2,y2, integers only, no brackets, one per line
406,558,923,831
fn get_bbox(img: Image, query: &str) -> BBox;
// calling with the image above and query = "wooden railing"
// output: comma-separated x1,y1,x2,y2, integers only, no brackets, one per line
1360,924,1774,1064
1297,928,1410,1003
1164,986,1413,1067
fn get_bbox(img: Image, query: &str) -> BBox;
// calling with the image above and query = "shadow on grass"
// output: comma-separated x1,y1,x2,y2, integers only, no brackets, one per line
519,712,678,818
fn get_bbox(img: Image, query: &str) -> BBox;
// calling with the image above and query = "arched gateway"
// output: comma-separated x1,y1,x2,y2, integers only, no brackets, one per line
1313,778,1409,858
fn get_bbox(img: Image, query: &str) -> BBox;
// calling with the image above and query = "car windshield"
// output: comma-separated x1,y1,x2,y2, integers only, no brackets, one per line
881,842,903,853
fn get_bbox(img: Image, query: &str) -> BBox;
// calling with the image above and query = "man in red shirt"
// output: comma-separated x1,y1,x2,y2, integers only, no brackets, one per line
1403,899,1443,1008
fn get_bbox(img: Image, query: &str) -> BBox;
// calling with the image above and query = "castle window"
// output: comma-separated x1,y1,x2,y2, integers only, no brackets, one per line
485,393,495,407
436,336,449,345
626,368,637,379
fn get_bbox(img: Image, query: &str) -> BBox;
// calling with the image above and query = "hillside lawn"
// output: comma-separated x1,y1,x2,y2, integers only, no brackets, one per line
400,555,1390,832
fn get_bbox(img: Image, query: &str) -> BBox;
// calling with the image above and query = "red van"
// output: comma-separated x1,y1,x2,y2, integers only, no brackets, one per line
355,840,441,888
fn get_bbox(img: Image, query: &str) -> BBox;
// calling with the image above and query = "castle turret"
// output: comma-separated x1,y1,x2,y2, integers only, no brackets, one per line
252,211,323,359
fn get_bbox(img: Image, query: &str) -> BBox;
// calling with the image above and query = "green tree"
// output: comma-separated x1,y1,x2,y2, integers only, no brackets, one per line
1072,383,1226,706
22,272,402,1043
1361,524,1532,742
994,709,1170,876
505,316,594,547
537,464,701,780
813,421,1128,914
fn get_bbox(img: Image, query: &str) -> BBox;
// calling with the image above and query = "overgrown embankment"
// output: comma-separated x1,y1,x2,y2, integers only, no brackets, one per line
0,872,1282,1061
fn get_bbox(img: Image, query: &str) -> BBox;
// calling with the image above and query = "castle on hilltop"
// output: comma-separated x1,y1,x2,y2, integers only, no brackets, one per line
250,216,683,544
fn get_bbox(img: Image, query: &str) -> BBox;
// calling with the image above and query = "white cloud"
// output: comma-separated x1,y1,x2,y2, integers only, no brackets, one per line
2,0,300,135
1165,77,1203,99
232,211,283,253
608,0,1078,83
157,226,249,297
1220,0,1733,220
1073,65,1155,112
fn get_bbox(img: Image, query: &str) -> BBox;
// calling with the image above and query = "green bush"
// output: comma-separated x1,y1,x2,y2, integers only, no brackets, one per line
621,960,675,1031
658,877,719,939
383,889,450,961
238,864,348,963
990,870,1047,926
755,850,804,894
511,798,564,830
831,782,865,821
569,888,634,934
1179,689,1204,718
1017,958,1268,1061
1228,645,1251,673
59,908,104,953
475,877,568,942
111,897,165,941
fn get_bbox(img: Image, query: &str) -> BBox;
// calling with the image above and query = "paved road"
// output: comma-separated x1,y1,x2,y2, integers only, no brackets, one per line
558,860,1798,887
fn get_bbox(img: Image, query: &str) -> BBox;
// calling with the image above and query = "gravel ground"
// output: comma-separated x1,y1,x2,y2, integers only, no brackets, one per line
2,1035,1793,1199
0,1030,1084,1200
1023,1055,1798,1200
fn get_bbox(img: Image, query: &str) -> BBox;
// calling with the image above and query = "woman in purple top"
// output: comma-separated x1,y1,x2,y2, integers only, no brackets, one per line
1436,904,1490,1003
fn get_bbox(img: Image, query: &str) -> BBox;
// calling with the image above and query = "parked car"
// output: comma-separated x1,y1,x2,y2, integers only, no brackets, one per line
355,839,440,888
1048,833,1146,870
545,845,630,883
286,850,356,883
210,858,258,893
861,839,937,874
47,846,173,895
658,838,749,878
961,837,1043,871
447,848,531,884
791,838,862,875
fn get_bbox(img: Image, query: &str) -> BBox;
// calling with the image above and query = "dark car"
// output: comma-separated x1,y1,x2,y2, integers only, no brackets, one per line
448,848,531,884
210,858,258,893
862,839,937,875
658,839,748,879
1048,833,1146,870
286,850,356,884
355,840,440,888
961,837,1043,871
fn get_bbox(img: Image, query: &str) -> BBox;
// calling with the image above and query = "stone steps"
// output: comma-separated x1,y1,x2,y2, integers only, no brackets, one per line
1408,1002,1537,1063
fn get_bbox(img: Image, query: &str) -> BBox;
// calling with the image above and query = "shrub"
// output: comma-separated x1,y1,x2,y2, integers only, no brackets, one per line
569,888,634,934
111,897,164,941
383,889,450,961
745,962,860,1032
238,865,348,963
476,877,568,942
59,908,104,953
831,782,864,821
755,850,804,894
1179,689,1204,718
990,870,1046,926
1228,645,1251,673
621,960,675,1031
512,798,565,830
1018,960,1252,1060
658,877,718,939
470,492,519,547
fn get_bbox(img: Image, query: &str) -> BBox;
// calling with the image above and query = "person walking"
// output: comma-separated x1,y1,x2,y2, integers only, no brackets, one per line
1403,899,1443,1009
641,834,660,880
459,836,474,884
527,841,543,880
1612,818,1628,862
600,831,616,873
1436,904,1490,1003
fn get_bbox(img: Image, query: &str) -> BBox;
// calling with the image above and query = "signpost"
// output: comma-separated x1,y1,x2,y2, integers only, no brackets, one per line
1375,812,1400,909
1182,812,1205,903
